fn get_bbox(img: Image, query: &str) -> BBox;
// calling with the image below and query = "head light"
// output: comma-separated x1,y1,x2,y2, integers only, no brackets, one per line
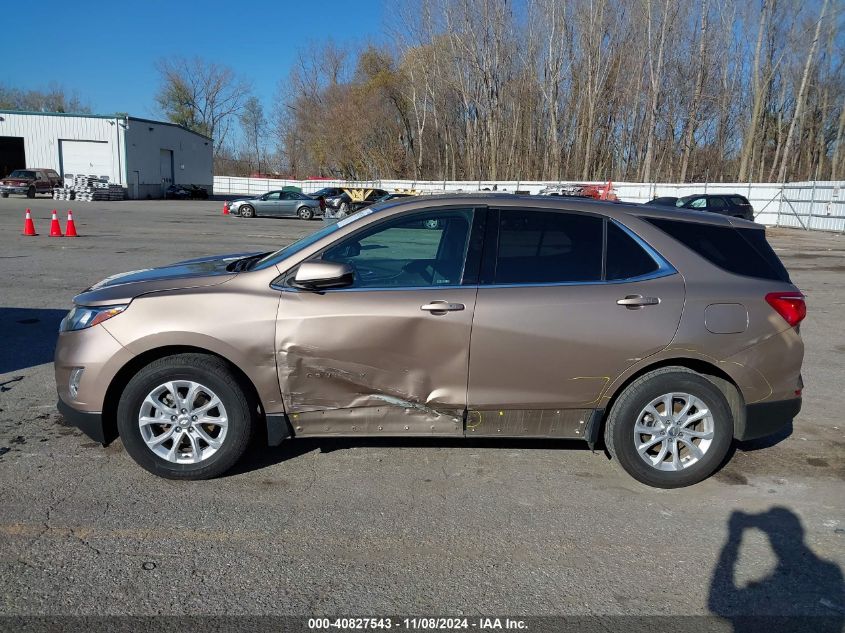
60,304,127,332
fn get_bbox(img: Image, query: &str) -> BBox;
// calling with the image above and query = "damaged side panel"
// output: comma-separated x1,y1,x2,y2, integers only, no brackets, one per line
275,288,477,436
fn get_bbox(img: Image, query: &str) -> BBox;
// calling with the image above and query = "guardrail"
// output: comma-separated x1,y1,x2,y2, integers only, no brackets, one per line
212,177,845,232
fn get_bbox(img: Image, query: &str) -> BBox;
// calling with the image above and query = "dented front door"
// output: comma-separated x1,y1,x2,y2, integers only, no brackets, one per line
275,208,478,436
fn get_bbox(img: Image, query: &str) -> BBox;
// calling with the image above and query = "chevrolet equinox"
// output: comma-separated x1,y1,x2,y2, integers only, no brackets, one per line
55,195,805,488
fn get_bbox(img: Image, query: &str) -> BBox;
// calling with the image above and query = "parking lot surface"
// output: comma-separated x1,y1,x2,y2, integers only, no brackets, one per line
0,198,843,618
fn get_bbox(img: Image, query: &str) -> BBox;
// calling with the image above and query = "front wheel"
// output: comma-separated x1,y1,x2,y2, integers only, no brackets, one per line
604,367,733,488
117,353,254,479
240,204,255,218
298,206,314,220
1,193,8,198
27,186,35,199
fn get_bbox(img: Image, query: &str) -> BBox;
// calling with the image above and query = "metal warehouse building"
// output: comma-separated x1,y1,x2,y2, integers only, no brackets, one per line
0,110,213,199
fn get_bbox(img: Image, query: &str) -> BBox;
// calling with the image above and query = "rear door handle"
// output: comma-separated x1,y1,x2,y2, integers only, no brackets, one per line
421,301,465,313
617,295,660,309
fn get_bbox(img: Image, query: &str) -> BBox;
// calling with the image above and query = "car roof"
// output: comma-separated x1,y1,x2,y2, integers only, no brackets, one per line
375,193,753,228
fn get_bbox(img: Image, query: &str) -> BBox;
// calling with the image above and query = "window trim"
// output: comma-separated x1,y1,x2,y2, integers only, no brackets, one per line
480,207,676,288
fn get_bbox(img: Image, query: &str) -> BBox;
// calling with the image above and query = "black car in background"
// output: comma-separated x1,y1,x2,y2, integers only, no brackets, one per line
165,184,209,200
645,193,755,221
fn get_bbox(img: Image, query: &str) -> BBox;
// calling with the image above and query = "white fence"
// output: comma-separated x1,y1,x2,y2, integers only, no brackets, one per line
213,176,845,232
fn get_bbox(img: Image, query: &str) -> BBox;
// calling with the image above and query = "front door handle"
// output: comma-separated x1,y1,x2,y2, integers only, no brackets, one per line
421,301,465,313
617,295,660,309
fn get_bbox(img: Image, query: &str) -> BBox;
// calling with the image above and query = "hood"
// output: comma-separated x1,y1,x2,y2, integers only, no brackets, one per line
1,177,32,184
73,252,261,306
229,195,259,205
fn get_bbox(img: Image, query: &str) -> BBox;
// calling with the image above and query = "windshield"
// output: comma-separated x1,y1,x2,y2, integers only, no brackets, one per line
252,206,385,270
8,170,35,179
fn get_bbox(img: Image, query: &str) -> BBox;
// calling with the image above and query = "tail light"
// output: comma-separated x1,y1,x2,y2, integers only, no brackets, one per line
765,292,806,327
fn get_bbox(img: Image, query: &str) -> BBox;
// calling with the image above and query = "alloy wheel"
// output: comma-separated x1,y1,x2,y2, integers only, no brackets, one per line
138,380,228,464
633,392,715,471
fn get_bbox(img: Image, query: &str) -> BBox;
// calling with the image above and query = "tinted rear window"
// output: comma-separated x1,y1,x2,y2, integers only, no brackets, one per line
494,210,603,283
729,196,751,206
645,218,789,282
606,222,659,280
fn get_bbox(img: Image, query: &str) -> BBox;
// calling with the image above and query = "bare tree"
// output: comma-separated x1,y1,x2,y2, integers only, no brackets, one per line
775,0,829,183
239,96,267,174
155,57,251,155
0,83,90,113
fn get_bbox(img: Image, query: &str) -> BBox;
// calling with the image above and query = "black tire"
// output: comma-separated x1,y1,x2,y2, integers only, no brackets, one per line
117,353,255,480
240,204,255,218
604,367,733,488
297,206,314,220
1,193,8,198
27,186,35,199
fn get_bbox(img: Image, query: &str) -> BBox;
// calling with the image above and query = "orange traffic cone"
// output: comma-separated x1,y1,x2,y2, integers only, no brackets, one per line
65,209,79,237
49,209,63,237
222,201,230,215
22,208,38,236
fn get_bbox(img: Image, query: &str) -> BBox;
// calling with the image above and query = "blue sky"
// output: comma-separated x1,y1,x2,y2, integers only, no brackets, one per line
6,0,386,118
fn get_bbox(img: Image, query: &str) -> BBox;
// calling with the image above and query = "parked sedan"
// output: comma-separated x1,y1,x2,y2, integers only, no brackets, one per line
55,195,804,488
228,190,321,220
167,184,209,200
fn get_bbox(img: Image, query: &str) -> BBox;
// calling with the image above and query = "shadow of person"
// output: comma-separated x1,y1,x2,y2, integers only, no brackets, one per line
708,507,844,633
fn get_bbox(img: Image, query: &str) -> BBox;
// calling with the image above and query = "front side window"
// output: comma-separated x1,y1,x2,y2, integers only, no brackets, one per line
493,210,603,284
265,192,281,200
684,197,707,209
320,209,473,288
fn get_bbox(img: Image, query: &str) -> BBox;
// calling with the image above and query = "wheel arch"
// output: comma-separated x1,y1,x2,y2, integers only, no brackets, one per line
101,345,265,445
591,357,746,449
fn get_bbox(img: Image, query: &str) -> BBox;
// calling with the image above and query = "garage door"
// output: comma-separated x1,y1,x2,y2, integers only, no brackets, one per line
59,140,112,179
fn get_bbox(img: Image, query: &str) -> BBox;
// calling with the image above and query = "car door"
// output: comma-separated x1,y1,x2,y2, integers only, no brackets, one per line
274,207,482,436
256,192,282,216
707,196,728,216
278,191,298,216
35,171,47,193
466,207,685,437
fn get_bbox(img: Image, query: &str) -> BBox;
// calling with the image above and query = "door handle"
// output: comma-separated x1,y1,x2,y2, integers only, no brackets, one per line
617,295,660,309
420,301,465,313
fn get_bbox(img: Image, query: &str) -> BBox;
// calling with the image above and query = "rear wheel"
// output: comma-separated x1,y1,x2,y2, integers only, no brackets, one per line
298,206,314,220
604,367,733,488
240,204,255,218
117,354,254,479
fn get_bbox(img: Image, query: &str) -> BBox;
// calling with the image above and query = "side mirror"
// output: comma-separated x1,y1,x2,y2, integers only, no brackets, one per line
293,261,354,290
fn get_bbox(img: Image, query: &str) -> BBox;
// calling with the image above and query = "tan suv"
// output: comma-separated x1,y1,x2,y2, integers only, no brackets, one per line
55,195,805,487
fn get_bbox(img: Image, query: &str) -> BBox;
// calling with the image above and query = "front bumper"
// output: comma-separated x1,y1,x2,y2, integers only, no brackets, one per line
738,397,802,441
57,398,108,444
0,185,29,194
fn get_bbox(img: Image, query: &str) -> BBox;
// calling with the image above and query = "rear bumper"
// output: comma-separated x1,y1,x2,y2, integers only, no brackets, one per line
739,397,801,441
57,398,107,445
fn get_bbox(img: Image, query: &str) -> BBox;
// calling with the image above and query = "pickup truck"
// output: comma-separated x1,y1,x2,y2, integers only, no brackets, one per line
0,168,62,198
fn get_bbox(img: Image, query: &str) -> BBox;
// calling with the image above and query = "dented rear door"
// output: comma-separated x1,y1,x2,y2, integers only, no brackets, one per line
274,207,481,436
